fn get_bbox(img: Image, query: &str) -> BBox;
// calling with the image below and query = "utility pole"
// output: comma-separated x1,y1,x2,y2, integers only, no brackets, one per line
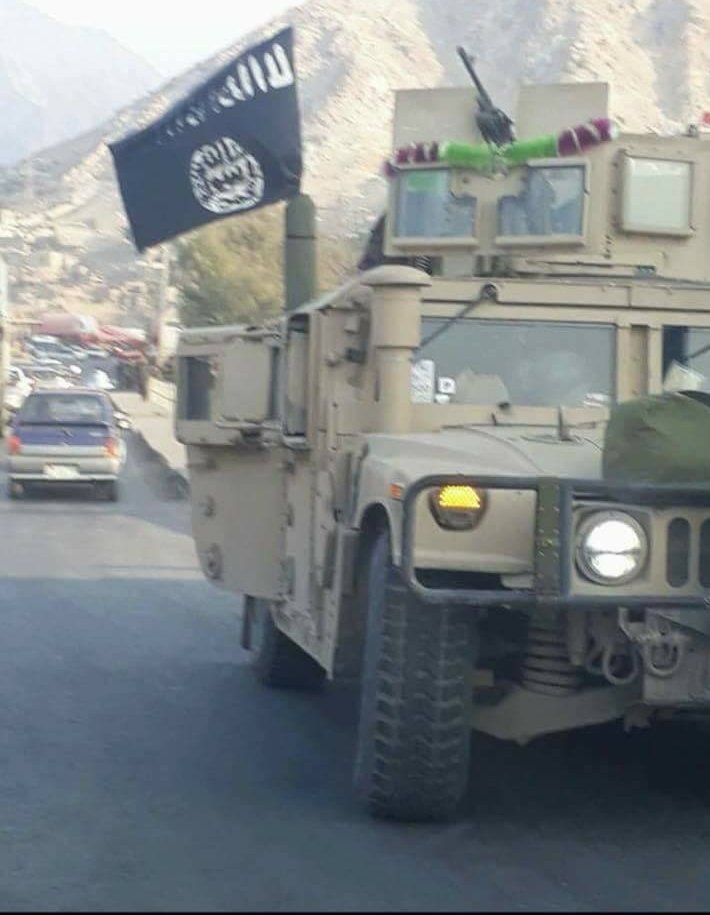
145,247,170,363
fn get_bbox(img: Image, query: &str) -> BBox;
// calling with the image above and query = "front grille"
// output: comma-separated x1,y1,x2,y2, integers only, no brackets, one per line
667,517,691,587
665,516,710,589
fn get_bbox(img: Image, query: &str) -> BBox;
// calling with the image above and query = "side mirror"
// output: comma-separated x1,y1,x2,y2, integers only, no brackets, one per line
115,414,132,430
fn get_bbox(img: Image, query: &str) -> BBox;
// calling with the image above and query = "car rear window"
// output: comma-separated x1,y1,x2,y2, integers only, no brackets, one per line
19,393,107,424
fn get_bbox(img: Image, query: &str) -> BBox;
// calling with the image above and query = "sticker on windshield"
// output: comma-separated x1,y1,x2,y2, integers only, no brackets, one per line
411,359,435,403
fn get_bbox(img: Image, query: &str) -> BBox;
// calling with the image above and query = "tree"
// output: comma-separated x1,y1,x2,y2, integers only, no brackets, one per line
175,205,360,327
175,207,284,327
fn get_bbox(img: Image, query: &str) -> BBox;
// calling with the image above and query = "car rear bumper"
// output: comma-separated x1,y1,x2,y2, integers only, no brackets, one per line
8,456,122,481
9,473,118,482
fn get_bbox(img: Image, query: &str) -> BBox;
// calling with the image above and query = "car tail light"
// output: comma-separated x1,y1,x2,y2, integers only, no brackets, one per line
7,434,21,455
104,437,120,458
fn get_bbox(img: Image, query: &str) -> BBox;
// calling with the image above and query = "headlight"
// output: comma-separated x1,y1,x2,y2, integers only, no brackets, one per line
429,484,487,531
576,512,648,585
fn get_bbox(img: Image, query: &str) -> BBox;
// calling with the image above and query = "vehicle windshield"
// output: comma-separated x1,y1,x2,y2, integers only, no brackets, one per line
19,393,107,424
415,318,615,408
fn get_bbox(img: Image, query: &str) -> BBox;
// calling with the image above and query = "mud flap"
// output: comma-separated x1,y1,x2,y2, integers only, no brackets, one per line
241,596,255,650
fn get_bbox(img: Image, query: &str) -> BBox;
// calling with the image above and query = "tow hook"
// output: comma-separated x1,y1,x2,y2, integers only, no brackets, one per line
619,608,688,679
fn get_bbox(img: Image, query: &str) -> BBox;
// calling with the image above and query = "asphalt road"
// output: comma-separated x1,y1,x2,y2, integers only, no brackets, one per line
2,437,710,911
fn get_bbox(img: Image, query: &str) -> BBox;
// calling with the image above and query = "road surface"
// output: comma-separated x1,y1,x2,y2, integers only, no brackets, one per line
2,437,710,911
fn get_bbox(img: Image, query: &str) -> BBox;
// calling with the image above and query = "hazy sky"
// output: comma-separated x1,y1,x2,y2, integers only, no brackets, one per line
24,0,301,76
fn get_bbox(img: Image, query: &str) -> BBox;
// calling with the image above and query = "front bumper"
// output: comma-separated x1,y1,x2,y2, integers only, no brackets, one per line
401,474,710,609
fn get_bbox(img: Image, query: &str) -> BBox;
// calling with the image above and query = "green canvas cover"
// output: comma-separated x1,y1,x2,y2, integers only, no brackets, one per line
603,391,710,483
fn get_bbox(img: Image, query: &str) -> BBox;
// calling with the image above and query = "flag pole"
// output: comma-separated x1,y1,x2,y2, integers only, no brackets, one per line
284,193,316,312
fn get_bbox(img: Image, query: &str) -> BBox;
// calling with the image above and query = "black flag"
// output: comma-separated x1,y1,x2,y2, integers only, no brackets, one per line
109,27,302,251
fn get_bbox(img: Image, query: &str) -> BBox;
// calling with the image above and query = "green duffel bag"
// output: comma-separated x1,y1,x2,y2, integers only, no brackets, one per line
603,391,710,483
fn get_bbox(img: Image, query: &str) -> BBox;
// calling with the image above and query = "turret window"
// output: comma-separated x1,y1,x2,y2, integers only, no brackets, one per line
620,157,692,236
497,164,586,240
394,169,476,239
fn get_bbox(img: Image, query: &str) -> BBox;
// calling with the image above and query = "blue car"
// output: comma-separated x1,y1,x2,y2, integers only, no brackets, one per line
6,389,127,501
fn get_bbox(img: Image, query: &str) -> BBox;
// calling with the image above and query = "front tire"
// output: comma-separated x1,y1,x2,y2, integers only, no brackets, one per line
251,599,326,691
6,480,22,500
354,530,477,822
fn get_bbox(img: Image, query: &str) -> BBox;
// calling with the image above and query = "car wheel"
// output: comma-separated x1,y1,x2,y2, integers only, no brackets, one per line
251,599,326,691
7,480,23,500
354,529,477,822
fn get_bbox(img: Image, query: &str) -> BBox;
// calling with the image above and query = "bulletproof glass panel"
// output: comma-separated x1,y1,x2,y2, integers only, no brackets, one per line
284,318,309,436
220,338,273,424
662,326,710,393
498,165,585,238
178,355,214,421
394,169,476,238
621,157,692,234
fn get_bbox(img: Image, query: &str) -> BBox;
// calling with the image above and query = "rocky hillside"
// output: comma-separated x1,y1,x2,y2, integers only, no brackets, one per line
0,0,161,167
1,0,708,254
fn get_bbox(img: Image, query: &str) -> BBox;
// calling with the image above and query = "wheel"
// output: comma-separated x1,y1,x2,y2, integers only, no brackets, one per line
251,599,326,691
354,530,477,822
6,480,22,500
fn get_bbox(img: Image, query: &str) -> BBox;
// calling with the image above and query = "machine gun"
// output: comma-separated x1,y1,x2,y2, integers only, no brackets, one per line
456,47,515,147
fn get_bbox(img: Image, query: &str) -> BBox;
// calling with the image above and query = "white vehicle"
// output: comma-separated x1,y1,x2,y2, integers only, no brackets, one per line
4,366,33,414
29,366,74,390
84,368,115,391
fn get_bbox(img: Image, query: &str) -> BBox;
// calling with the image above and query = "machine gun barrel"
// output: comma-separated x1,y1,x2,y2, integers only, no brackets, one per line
456,46,515,146
456,46,493,110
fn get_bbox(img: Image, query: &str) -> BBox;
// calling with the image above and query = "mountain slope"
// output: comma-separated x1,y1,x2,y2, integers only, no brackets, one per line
1,0,708,262
0,0,161,166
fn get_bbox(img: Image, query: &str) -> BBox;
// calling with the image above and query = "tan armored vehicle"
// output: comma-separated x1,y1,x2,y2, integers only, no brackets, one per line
176,68,710,821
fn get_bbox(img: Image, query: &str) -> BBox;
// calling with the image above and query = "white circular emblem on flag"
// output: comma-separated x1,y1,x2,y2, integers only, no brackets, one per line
189,137,265,214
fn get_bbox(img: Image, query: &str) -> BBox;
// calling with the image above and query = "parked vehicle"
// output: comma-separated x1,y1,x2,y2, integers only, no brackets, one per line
82,346,110,360
26,366,74,390
7,389,125,500
83,368,115,391
66,345,90,361
26,335,83,369
4,366,33,415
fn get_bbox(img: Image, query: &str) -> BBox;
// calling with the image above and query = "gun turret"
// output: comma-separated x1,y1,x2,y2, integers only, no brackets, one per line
456,47,515,147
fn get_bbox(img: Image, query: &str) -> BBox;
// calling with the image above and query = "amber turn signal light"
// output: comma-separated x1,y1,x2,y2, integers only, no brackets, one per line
428,485,486,531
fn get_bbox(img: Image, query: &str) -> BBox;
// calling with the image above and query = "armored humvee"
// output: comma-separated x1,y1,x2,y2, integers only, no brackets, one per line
176,72,710,821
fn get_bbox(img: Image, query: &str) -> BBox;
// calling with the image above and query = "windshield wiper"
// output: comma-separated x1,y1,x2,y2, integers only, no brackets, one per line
414,283,499,356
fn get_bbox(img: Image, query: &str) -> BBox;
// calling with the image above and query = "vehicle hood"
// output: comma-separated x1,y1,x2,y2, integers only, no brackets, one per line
363,423,605,483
